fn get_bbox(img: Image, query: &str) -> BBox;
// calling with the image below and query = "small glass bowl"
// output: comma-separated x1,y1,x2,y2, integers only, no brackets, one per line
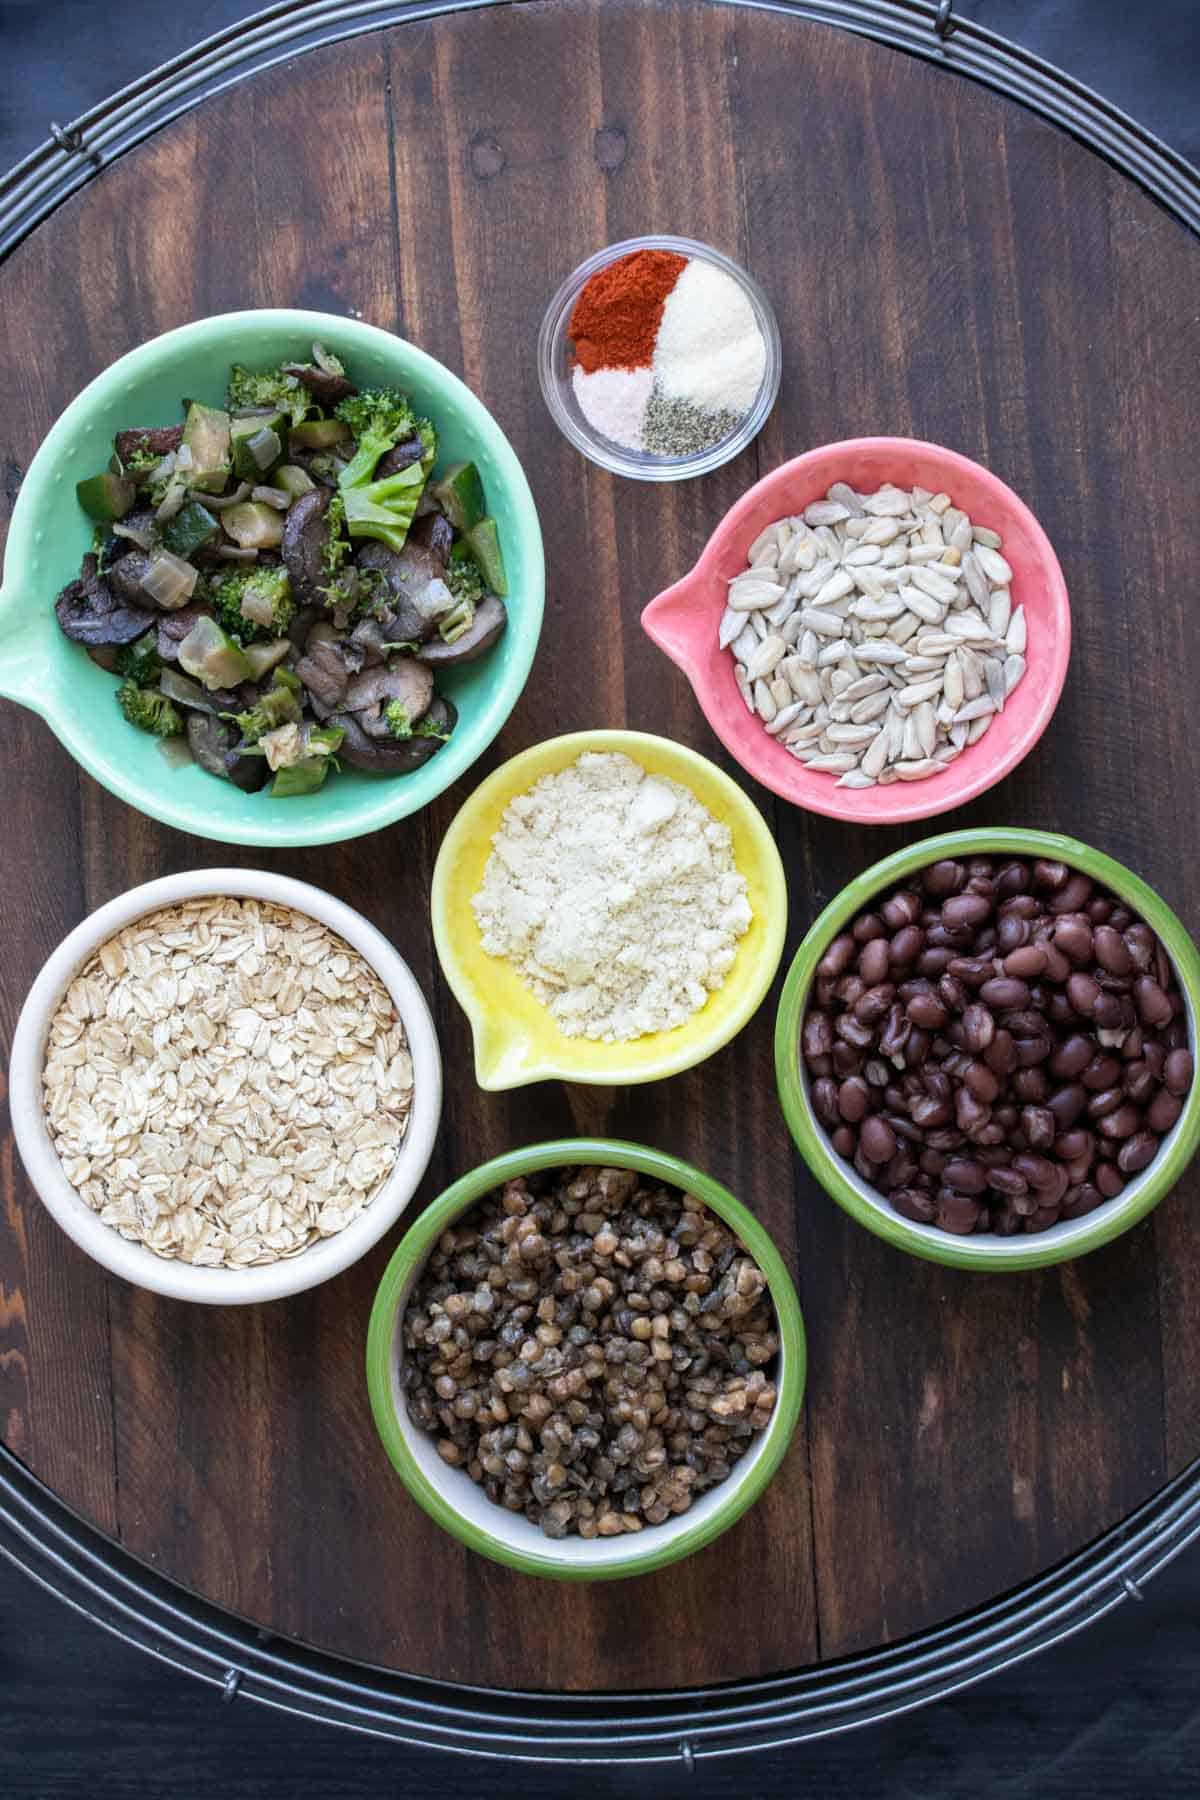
537,234,782,482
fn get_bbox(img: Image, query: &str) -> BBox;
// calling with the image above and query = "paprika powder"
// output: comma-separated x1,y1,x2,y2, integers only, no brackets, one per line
567,248,687,372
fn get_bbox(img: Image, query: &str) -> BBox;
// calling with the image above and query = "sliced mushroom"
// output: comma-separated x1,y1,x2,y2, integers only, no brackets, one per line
107,551,157,608
280,487,333,607
410,509,454,568
343,657,435,738
354,541,452,643
375,435,426,480
346,616,394,668
185,714,269,791
295,633,351,716
331,697,456,772
282,363,357,406
416,596,507,667
55,574,156,647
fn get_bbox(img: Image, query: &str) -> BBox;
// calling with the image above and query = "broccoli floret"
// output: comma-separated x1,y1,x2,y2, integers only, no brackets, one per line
318,492,355,607
227,363,313,430
120,441,165,476
445,558,483,610
334,388,417,488
116,680,182,738
417,418,437,475
211,565,295,643
226,667,303,746
115,630,162,685
384,699,413,740
414,712,451,740
339,462,427,554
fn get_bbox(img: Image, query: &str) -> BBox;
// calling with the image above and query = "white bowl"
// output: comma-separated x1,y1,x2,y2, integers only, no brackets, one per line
10,870,442,1304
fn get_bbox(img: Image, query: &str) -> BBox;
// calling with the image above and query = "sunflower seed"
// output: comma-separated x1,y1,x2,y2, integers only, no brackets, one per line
836,770,877,789
1004,653,1026,694
895,759,941,780
943,652,964,711
974,544,1013,585
827,482,865,515
719,607,743,649
765,700,806,735
753,679,777,722
801,751,860,772
746,635,787,680
968,712,993,744
804,500,851,527
1006,607,1027,654
909,566,959,605
953,696,996,724
988,588,1012,638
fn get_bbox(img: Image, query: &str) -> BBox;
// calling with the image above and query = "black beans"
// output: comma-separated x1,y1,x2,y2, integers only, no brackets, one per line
962,1004,995,1052
860,1116,898,1164
801,857,1193,1237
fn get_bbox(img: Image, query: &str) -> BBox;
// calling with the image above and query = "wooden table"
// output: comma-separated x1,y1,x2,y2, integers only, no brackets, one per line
2,0,1199,1700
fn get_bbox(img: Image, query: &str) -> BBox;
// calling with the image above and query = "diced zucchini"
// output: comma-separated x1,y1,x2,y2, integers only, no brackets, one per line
181,402,232,493
271,758,329,797
178,616,252,690
432,461,485,533
161,500,219,558
463,516,508,596
221,502,285,550
289,418,351,450
231,410,287,481
76,469,135,522
273,463,316,499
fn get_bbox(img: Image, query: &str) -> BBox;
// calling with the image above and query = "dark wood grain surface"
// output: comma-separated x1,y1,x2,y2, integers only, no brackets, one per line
1,0,1198,1693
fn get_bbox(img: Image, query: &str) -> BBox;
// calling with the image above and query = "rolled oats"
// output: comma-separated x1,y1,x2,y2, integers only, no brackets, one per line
41,897,414,1269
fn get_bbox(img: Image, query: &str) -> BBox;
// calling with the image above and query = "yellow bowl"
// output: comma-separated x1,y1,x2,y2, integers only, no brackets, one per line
431,730,788,1089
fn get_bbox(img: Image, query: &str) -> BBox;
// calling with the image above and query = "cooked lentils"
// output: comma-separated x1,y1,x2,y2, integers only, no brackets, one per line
402,1167,780,1538
802,856,1194,1235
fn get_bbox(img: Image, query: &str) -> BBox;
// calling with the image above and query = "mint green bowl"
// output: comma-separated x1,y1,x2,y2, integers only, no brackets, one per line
366,1139,806,1580
0,309,545,847
775,829,1200,1272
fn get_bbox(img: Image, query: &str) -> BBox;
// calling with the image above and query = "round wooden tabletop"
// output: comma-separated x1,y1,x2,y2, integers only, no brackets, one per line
2,0,1199,1696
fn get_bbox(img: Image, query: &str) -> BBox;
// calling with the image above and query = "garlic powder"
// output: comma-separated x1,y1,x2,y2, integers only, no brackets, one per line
471,752,753,1042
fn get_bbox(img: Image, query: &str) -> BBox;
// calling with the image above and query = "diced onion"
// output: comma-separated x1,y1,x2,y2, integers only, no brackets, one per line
240,588,277,628
141,550,199,610
174,442,194,470
158,667,215,712
251,484,291,510
112,520,153,550
216,545,259,562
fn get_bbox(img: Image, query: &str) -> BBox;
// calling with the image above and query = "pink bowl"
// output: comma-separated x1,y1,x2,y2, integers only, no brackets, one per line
641,438,1071,825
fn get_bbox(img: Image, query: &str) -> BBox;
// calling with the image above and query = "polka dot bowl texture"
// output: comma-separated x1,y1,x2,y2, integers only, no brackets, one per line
8,869,443,1305
0,309,544,847
774,830,1200,1272
537,235,782,481
430,730,788,1090
641,438,1071,823
365,1139,806,1580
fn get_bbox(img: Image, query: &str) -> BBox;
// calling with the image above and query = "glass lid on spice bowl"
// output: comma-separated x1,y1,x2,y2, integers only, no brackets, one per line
537,235,782,482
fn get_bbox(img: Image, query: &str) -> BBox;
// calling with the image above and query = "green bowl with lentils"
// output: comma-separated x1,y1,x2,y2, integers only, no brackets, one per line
365,1138,806,1580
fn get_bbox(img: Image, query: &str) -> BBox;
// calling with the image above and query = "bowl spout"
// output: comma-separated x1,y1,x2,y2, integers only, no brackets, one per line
0,581,46,711
640,569,710,685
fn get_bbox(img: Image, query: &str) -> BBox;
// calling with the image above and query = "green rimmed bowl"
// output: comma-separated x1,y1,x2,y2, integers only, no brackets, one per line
775,829,1200,1272
0,309,544,847
366,1139,806,1580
